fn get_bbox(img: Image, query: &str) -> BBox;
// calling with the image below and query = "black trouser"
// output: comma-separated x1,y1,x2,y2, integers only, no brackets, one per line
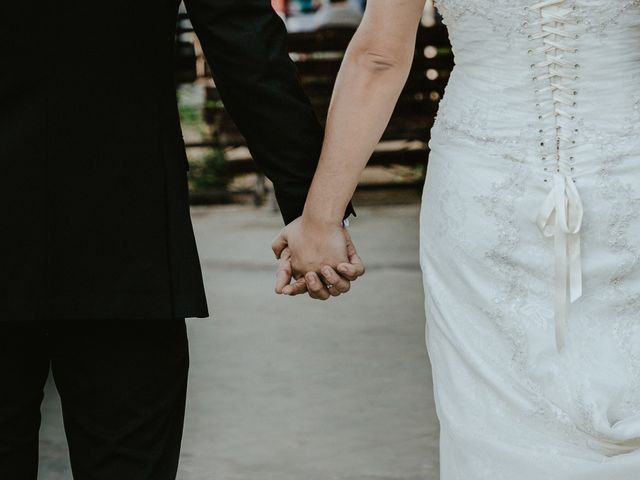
0,318,190,480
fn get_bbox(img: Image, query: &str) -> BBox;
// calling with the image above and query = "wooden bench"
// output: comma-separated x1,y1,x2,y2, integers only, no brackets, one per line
182,14,453,201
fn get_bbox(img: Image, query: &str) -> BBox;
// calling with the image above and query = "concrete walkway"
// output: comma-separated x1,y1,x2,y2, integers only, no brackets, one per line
38,203,440,480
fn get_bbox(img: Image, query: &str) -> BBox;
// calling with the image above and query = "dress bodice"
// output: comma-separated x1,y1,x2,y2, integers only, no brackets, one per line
431,0,640,151
429,0,640,351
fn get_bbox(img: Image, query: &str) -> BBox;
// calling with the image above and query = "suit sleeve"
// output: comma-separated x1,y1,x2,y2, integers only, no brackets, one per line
183,0,356,224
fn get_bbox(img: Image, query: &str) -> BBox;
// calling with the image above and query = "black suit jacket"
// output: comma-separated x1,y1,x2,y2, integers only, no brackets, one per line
1,0,354,321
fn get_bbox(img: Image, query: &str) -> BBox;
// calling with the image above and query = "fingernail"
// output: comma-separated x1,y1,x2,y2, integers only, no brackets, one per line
338,265,348,273
322,267,331,277
307,274,316,285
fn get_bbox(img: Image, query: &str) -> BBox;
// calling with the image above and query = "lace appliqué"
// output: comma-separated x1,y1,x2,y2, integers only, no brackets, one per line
433,0,529,43
434,0,640,39
580,0,640,35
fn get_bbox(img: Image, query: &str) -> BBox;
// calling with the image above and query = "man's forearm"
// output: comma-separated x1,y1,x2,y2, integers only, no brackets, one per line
184,0,355,223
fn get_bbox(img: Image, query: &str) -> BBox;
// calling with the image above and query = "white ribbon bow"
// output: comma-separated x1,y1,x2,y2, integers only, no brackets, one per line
536,172,584,352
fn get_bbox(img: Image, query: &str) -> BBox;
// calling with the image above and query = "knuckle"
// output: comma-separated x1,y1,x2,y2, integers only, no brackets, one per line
324,272,336,283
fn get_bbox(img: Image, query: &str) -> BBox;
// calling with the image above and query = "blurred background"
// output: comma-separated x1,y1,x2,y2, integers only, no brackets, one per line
39,1,453,479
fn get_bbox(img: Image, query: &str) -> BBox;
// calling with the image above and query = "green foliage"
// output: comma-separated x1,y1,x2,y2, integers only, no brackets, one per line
188,147,229,190
178,103,202,126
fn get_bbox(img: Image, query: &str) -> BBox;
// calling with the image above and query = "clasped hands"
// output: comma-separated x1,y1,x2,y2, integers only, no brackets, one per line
272,216,365,300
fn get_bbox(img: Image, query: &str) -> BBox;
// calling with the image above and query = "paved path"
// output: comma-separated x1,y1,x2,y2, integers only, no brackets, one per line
38,204,440,480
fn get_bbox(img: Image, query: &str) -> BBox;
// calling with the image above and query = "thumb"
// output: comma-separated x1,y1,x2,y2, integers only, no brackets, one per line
337,229,365,280
271,227,289,259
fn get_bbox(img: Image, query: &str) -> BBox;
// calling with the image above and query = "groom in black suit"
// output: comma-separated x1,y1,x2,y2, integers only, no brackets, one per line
0,1,355,478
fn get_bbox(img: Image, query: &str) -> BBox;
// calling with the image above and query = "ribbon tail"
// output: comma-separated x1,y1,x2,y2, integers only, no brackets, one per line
536,188,557,236
554,226,569,353
568,232,582,302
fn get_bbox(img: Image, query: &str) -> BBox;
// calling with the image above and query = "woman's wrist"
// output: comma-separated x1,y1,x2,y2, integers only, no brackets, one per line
302,178,353,228
302,206,345,230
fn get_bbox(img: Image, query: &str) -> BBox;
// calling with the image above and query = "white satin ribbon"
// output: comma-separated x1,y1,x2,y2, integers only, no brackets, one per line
536,172,584,352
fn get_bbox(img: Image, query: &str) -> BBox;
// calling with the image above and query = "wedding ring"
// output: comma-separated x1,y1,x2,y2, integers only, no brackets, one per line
326,284,334,289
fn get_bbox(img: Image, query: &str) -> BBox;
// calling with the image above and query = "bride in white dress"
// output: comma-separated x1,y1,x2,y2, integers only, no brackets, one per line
273,0,640,477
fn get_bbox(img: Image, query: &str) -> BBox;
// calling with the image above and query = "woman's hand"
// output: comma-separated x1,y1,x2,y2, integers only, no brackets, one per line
272,216,365,300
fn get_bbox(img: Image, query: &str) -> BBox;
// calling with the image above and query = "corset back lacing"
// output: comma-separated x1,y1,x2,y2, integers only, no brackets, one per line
526,0,583,352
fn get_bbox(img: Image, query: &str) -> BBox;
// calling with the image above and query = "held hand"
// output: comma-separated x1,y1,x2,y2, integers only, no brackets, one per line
272,216,348,275
272,217,365,300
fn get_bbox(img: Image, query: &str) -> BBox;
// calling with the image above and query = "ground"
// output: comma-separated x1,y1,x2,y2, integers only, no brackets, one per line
38,203,440,480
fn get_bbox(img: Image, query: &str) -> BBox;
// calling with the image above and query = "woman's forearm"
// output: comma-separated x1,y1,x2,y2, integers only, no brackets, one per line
302,42,413,226
301,0,427,227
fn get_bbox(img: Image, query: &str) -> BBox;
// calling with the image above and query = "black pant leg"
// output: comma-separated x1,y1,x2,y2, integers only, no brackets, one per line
0,322,51,480
49,318,190,480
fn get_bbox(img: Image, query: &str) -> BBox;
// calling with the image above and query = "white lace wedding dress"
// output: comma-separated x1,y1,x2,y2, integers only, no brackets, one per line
419,1,640,478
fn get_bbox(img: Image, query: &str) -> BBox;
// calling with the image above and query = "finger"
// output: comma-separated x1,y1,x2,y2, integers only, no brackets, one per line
282,277,307,296
335,231,365,281
320,266,351,296
271,228,289,259
336,252,365,281
274,257,293,294
305,272,330,301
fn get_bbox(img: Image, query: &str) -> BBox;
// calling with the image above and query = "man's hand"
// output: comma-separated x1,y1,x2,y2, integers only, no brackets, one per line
272,217,365,300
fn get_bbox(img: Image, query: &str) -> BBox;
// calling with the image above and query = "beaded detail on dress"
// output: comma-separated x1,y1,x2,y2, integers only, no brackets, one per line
433,0,640,33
